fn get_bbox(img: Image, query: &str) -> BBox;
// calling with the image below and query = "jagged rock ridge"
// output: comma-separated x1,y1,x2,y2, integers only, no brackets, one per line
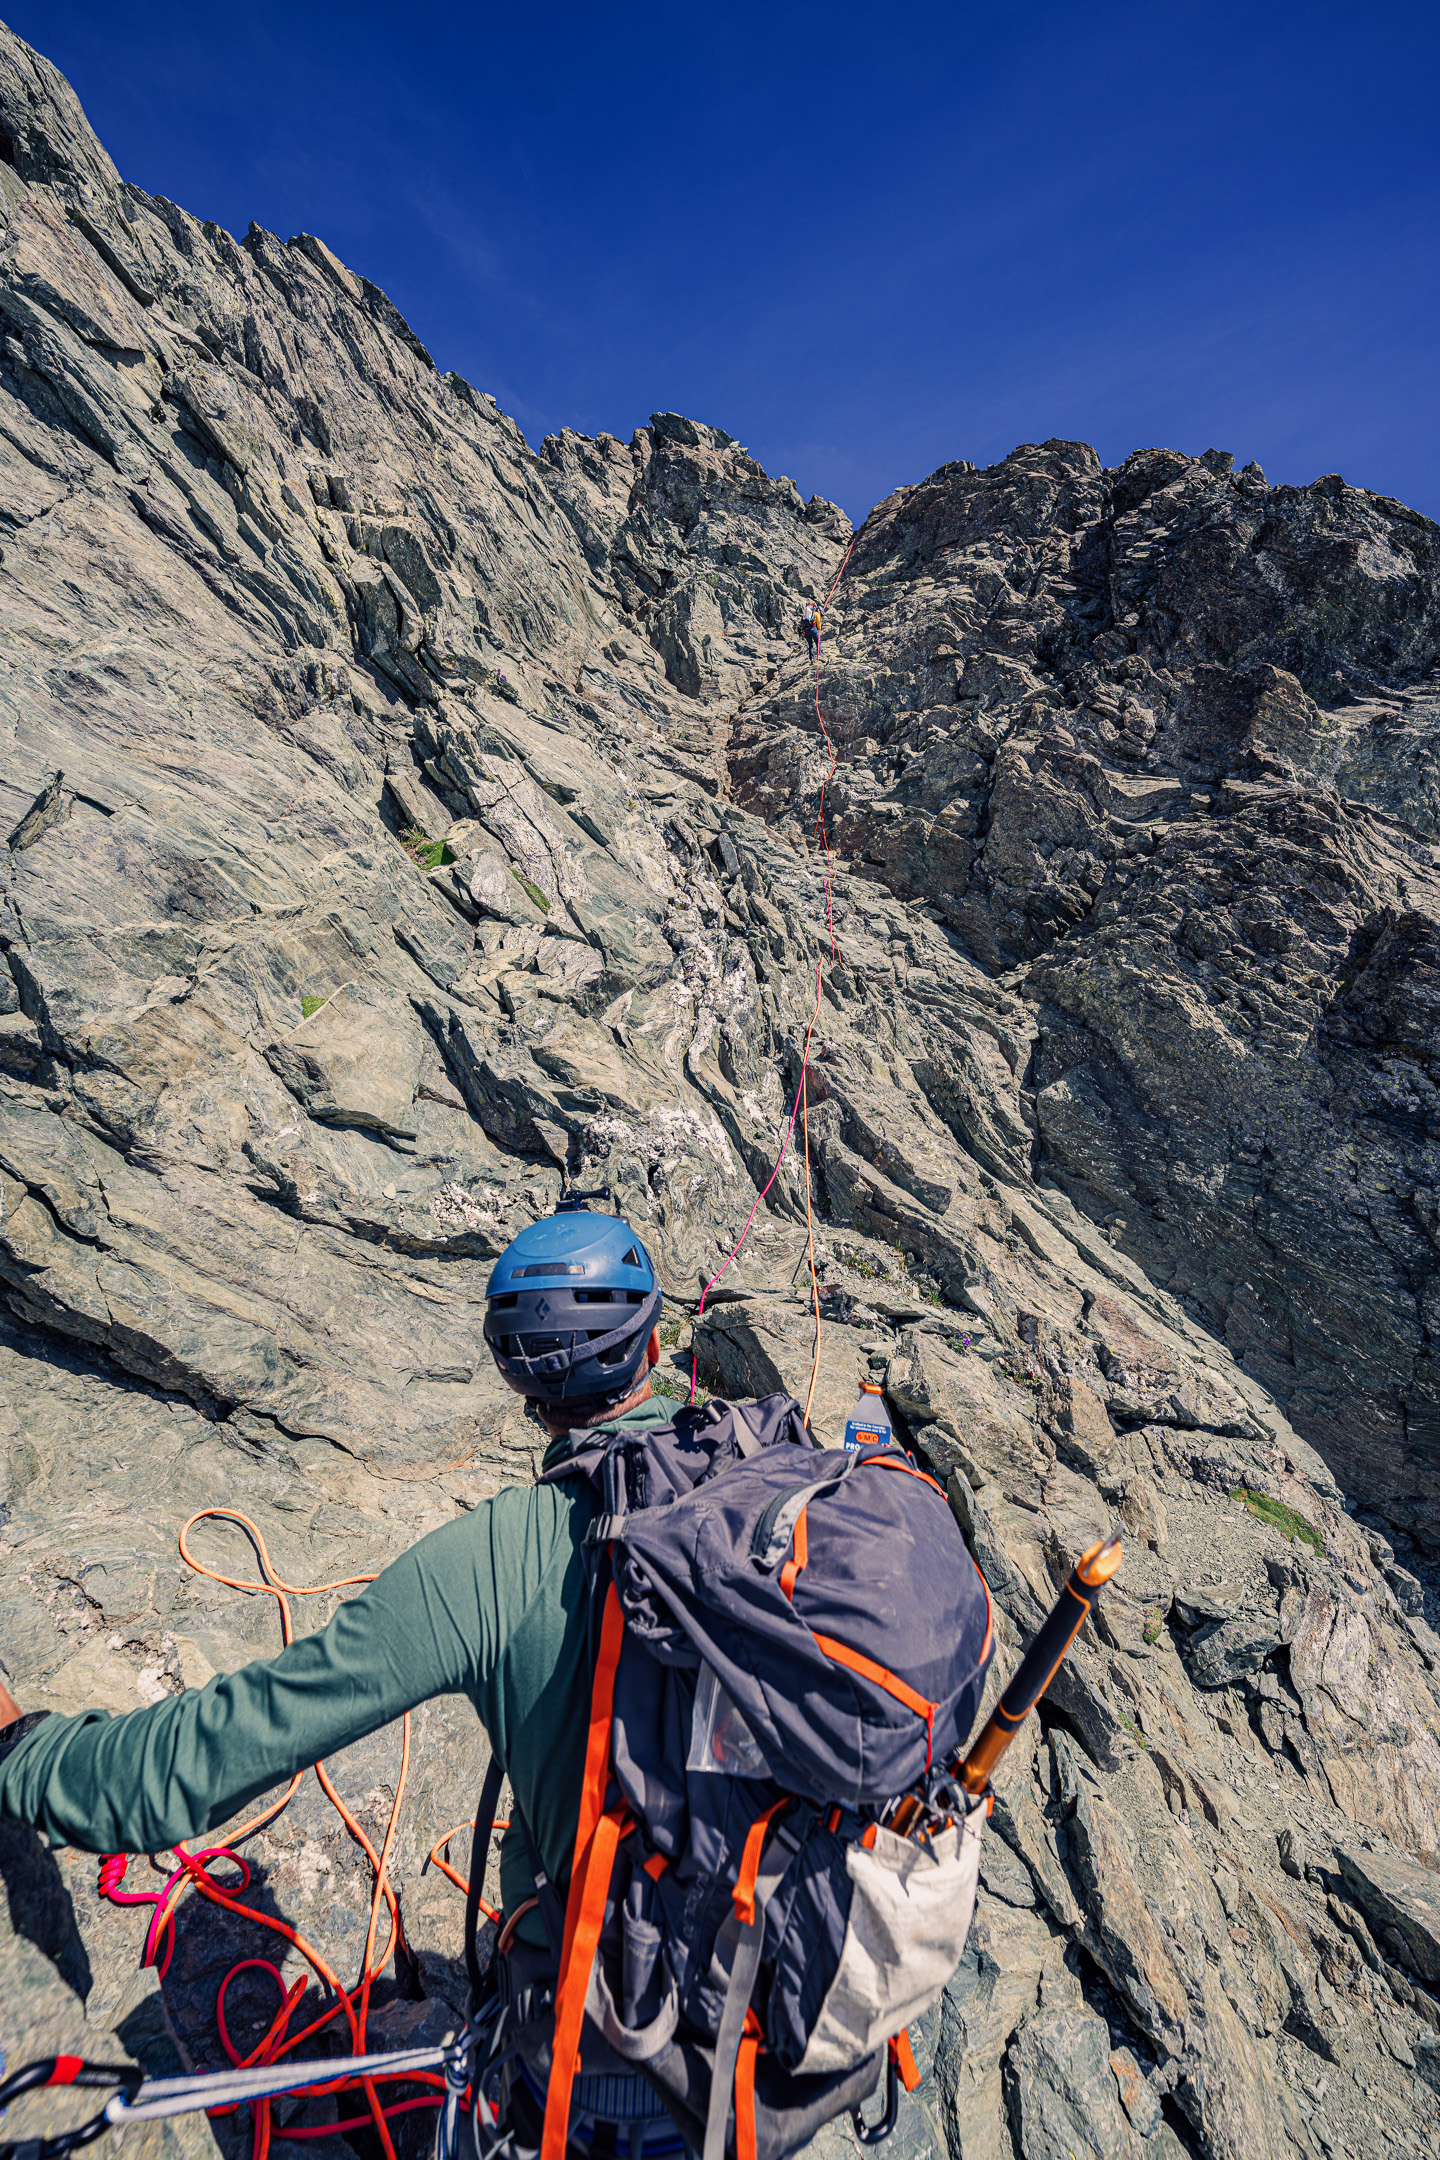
0,23,1439,2160
732,441,1440,1542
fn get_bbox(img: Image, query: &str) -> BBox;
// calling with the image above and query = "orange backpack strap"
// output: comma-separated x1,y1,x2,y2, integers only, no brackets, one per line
732,1798,790,1927
735,2009,762,2160
779,1505,808,1603
571,1579,625,1878
541,1800,629,2160
703,1805,796,2160
889,2030,920,2092
811,1631,937,1769
541,1577,628,2160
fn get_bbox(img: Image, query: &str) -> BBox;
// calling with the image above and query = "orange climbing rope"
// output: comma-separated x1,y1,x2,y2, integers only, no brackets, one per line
691,529,857,1421
98,1510,475,2160
801,1065,822,1423
425,1819,505,1915
98,531,865,2139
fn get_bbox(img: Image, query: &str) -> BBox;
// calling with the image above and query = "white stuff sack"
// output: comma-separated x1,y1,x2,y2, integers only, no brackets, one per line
795,1807,985,2075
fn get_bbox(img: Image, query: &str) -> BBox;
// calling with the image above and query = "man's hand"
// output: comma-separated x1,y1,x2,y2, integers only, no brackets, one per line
0,1674,50,1764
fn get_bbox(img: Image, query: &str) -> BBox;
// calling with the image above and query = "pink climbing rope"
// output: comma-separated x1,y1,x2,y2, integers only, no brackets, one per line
688,957,827,1402
688,532,856,1406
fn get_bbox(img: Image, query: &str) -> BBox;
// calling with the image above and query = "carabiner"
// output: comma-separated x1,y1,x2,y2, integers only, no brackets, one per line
851,2051,899,2146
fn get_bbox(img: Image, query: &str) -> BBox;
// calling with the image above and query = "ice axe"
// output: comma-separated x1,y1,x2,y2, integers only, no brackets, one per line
889,1533,1123,1833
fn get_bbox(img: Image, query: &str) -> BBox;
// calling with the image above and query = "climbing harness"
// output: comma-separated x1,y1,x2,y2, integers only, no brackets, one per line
691,531,857,1416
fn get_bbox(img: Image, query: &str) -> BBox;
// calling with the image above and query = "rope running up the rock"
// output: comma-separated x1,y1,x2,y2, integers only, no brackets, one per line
94,529,862,2154
691,528,858,1420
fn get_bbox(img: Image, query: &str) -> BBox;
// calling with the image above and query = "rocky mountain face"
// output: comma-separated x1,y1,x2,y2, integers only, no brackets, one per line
732,444,1440,1545
1,23,1439,2160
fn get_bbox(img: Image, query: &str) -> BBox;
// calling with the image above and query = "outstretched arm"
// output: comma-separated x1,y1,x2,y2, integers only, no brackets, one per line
0,1505,509,1855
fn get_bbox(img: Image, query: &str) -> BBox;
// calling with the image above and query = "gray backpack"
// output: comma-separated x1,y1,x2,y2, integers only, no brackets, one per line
465,1394,995,2160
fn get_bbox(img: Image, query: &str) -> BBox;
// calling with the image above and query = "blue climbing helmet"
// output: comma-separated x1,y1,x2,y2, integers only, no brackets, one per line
483,1204,662,1407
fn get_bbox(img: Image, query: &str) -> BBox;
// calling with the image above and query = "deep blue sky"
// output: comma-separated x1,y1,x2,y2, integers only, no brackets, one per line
11,3,1439,524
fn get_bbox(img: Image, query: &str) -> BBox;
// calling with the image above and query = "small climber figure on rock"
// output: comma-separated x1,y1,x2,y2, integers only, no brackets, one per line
800,595,822,662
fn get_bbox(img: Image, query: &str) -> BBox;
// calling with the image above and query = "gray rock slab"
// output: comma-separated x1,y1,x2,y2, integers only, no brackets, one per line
0,22,1438,2159
1339,1845,1440,1990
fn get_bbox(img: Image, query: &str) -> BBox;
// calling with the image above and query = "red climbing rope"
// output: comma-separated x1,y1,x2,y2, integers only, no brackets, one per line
97,1511,483,2160
824,531,858,605
688,953,828,1405
690,531,856,1412
99,526,869,2133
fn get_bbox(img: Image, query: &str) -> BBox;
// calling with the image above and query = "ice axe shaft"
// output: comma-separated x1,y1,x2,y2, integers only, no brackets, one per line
958,1533,1123,1797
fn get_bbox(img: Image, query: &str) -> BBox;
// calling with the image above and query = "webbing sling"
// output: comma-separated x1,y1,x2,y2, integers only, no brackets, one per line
890,2032,920,2093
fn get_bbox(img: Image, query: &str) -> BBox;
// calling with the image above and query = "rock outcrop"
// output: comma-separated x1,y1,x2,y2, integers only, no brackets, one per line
731,441,1440,1547
1,23,1439,2160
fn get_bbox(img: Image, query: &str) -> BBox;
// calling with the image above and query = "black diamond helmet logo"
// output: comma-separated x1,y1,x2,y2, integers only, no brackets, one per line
534,1295,551,1319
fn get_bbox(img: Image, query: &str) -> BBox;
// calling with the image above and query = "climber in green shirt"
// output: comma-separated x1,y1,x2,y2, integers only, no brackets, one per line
0,1206,667,1920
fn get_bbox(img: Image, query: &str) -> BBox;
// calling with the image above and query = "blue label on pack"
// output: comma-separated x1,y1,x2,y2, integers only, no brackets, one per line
843,1420,882,1452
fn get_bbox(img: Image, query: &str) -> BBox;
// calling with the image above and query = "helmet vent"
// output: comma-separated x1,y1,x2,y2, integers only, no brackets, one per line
515,1262,586,1277
621,1247,641,1268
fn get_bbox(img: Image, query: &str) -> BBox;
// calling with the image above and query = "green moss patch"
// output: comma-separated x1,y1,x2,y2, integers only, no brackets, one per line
1232,1487,1324,1554
513,868,549,912
301,994,330,1019
400,826,455,872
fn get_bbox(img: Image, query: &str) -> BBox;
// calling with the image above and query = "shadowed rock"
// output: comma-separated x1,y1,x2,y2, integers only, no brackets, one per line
0,22,1438,2160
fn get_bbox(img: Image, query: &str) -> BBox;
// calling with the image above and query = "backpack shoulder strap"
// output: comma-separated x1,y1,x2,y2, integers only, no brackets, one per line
464,1754,505,2004
541,1578,629,2160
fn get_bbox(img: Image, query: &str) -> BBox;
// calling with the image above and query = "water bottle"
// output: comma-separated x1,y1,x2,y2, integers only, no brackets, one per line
843,1379,892,1453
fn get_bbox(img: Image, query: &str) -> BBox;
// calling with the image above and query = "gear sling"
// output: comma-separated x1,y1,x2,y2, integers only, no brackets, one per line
459,1394,996,2160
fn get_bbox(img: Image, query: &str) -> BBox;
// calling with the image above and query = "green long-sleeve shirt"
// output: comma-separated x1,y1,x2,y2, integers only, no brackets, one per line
0,1399,670,1914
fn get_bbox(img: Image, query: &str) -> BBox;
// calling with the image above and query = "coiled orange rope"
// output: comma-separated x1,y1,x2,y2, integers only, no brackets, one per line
99,1510,439,2160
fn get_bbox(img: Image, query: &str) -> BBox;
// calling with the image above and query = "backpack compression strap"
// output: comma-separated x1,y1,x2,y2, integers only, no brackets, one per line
736,2010,762,2160
702,1802,800,2160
